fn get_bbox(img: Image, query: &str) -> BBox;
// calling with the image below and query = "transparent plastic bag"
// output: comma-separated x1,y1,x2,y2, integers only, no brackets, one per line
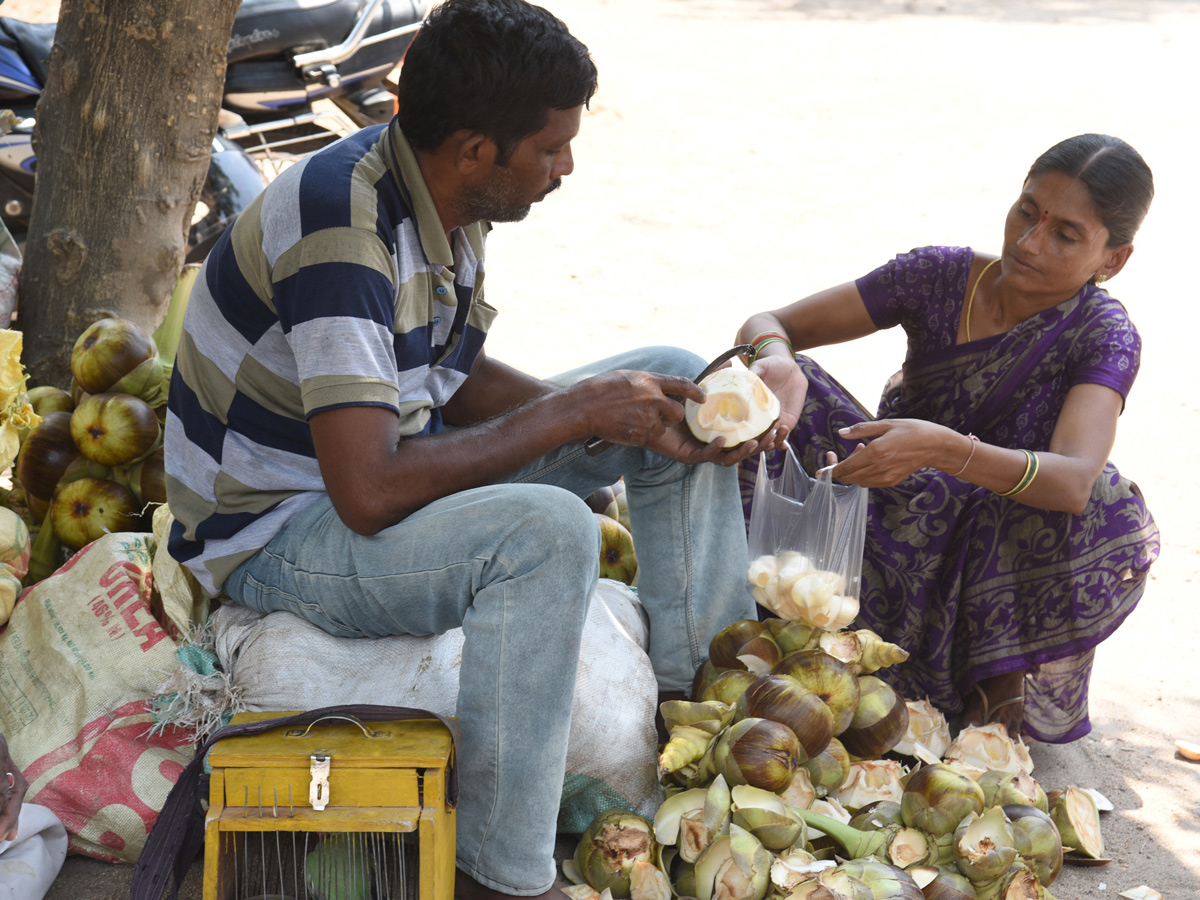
746,446,868,629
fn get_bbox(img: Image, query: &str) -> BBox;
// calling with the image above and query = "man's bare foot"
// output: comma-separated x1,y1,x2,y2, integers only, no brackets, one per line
456,868,571,900
961,671,1026,740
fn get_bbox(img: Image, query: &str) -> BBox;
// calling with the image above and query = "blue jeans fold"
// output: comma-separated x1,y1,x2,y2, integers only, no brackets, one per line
225,345,754,894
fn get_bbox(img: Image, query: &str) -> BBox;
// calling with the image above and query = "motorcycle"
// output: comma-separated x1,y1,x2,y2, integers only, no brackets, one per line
0,0,425,262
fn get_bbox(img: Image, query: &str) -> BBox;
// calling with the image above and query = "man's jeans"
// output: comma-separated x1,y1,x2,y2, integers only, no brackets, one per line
224,346,755,895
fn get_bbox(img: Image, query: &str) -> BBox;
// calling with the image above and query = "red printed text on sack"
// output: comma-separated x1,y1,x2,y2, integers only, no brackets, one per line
87,561,167,653
24,700,192,862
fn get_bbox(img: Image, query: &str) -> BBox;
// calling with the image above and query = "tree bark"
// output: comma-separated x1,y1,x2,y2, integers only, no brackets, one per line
18,0,241,388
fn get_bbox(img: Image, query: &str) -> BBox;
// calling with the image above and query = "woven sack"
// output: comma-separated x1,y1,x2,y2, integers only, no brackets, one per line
0,533,196,861
211,578,663,829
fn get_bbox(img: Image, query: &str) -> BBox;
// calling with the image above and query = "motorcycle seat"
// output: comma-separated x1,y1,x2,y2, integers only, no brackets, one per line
0,19,55,89
229,0,372,65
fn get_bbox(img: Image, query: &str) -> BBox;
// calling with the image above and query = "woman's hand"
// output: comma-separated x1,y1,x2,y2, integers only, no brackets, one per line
750,354,807,450
0,734,27,842
827,419,955,487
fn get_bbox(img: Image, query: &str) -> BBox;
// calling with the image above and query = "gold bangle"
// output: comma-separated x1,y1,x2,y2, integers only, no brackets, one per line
998,449,1039,497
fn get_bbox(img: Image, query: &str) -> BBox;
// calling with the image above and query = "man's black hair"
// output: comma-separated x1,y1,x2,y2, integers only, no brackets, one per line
396,0,598,165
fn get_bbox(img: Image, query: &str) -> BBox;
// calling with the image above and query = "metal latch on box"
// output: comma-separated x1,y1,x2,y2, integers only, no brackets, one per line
309,755,331,811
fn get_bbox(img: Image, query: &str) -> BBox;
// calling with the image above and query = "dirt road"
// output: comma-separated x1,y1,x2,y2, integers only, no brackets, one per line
4,0,1198,896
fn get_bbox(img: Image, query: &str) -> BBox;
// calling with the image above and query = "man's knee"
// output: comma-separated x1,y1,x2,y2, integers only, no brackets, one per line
501,485,599,568
632,345,707,380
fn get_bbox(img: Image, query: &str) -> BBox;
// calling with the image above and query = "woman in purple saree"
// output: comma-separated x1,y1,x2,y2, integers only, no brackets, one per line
736,135,1159,743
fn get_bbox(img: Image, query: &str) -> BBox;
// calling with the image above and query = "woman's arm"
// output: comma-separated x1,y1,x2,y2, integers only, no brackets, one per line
736,282,880,449
737,281,880,354
831,383,1122,514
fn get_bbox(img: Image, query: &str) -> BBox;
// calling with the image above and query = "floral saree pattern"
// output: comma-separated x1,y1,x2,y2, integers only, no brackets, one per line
739,247,1159,743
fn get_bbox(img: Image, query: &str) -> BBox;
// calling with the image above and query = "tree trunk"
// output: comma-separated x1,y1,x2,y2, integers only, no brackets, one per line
18,0,241,388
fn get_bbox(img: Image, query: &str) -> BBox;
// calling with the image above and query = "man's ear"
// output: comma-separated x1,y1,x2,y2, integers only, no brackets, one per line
452,130,498,176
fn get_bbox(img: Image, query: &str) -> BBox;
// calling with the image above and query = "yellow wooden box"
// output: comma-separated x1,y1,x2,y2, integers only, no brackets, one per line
203,711,455,900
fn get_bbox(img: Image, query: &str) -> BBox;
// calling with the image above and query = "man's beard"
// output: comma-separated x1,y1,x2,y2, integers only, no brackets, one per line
458,166,561,224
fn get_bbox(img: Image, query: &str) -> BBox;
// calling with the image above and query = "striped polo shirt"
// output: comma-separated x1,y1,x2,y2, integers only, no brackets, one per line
164,122,496,597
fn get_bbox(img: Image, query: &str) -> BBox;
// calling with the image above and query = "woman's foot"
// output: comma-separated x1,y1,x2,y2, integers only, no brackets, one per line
961,671,1026,740
456,869,571,900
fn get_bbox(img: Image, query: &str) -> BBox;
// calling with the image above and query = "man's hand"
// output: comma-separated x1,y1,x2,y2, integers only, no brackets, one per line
573,369,704,448
0,734,27,841
644,419,775,467
576,369,774,467
313,361,771,534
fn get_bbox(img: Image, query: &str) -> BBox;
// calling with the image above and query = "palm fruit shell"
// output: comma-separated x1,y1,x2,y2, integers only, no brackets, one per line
711,717,804,793
575,809,659,898
901,763,986,837
771,649,861,735
802,736,851,797
1049,786,1104,860
839,675,910,759
1002,803,1063,886
953,808,1019,885
736,672,835,759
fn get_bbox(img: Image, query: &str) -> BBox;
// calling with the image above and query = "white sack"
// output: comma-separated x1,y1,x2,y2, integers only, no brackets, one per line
212,579,663,819
0,804,68,900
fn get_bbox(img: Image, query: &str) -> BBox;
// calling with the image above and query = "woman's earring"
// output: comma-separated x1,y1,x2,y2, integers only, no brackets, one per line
1094,273,1107,284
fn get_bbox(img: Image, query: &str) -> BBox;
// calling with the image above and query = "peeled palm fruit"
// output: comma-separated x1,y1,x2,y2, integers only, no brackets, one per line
685,366,779,447
0,506,31,625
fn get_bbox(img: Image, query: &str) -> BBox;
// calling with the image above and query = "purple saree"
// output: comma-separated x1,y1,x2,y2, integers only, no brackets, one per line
740,246,1159,743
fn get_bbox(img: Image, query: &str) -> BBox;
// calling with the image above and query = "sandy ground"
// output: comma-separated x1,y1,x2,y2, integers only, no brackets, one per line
4,0,1200,897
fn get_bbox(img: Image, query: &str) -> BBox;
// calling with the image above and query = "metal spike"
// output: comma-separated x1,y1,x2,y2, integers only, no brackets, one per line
275,826,285,897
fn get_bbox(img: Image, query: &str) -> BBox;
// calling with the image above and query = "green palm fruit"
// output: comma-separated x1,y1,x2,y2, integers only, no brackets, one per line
840,675,910,759
792,807,930,868
729,784,806,851
659,725,719,778
693,825,771,900
954,807,1020,884
971,862,1041,900
901,763,986,837
817,859,924,900
1002,804,1063,886
708,717,804,793
575,809,659,898
1049,786,1104,860
764,617,819,654
848,800,904,831
802,736,851,797
710,619,781,674
661,699,735,736
304,834,375,900
735,672,835,758
978,770,1048,813
854,628,910,674
908,866,979,900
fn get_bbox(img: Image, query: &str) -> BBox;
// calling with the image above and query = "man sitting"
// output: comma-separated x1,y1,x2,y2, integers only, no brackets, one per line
165,2,762,897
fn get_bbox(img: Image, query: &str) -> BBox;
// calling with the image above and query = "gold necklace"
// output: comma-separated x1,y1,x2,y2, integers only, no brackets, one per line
964,257,1001,343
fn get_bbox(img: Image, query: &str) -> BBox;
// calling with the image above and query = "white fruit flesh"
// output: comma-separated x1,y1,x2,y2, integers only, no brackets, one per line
685,367,780,447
